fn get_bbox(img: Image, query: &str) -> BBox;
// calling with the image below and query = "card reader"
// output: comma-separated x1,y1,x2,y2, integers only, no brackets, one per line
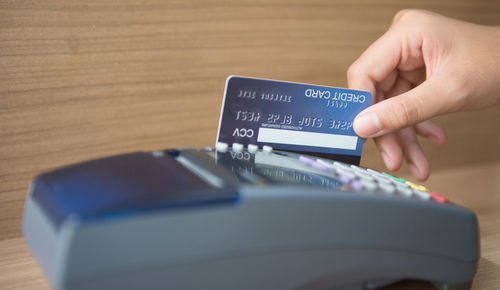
23,146,479,290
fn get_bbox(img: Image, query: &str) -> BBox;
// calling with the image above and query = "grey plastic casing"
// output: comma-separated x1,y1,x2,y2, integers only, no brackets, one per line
22,148,479,290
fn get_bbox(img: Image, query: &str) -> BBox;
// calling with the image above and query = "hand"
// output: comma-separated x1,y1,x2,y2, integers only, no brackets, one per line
348,9,500,181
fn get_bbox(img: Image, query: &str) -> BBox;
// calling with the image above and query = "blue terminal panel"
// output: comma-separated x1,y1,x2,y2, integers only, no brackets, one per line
31,152,238,229
217,76,372,164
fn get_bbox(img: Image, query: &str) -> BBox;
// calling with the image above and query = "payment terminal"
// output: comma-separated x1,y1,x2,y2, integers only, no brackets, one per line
23,146,479,290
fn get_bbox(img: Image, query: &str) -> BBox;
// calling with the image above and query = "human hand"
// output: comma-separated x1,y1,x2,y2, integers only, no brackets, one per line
348,9,500,181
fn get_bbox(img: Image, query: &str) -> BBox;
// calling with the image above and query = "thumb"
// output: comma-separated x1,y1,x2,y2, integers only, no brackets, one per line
353,78,454,138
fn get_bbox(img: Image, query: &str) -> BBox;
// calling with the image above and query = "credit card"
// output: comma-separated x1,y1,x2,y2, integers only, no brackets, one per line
216,76,372,165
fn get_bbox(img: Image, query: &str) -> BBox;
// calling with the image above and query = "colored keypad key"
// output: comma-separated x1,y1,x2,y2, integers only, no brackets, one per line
312,161,329,171
251,149,453,205
382,172,407,183
429,191,449,203
299,155,315,165
413,190,431,201
405,181,429,192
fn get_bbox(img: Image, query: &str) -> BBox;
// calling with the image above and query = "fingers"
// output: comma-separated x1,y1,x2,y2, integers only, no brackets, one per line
347,29,403,94
415,120,447,145
399,67,426,87
373,125,431,181
373,121,443,180
353,77,450,138
373,133,403,171
373,124,436,181
397,127,430,181
375,69,399,95
347,11,427,94
347,9,459,181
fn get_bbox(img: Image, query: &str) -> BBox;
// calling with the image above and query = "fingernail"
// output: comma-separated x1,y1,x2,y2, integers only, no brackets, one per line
354,112,382,137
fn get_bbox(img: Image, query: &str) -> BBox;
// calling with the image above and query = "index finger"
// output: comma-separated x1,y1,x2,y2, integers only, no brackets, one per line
347,29,403,95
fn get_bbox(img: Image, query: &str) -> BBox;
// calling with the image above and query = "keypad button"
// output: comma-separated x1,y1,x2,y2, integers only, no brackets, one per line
151,151,164,158
350,165,367,173
351,180,364,191
429,191,449,203
299,155,315,165
232,143,244,152
333,162,352,171
216,142,229,152
406,181,429,192
373,175,392,185
367,168,385,177
262,145,273,153
379,183,396,194
316,159,334,168
339,174,352,184
355,171,374,181
413,190,431,201
336,168,356,179
397,186,413,197
247,144,259,153
393,181,410,188
368,169,395,182
382,172,407,183
360,179,377,191
312,161,329,171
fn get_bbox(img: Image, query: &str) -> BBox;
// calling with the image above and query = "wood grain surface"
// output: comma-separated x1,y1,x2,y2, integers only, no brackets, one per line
1,0,500,289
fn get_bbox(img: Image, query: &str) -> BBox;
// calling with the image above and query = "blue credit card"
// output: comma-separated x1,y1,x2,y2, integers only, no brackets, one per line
216,76,373,164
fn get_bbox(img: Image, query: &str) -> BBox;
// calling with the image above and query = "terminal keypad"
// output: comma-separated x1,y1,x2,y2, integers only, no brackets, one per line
215,142,449,204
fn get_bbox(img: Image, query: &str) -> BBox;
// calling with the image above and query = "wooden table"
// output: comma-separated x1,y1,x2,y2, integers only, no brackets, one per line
2,1,500,289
